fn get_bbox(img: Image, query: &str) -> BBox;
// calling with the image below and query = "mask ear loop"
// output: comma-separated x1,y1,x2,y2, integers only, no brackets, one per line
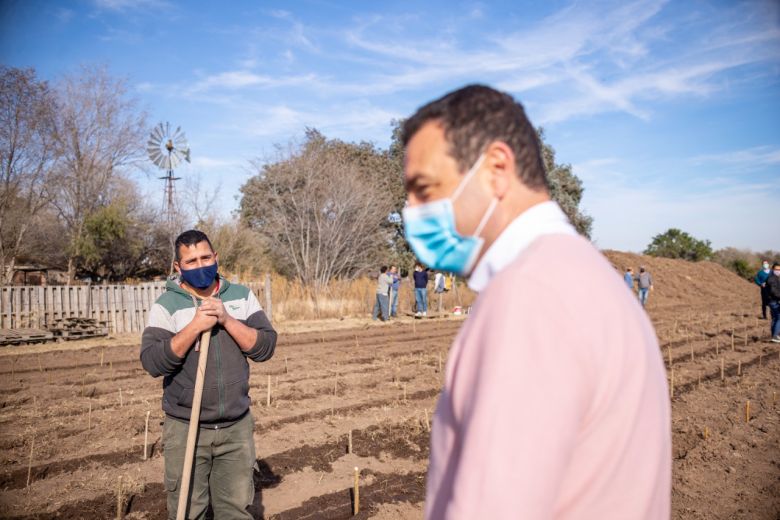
473,197,498,237
452,154,486,201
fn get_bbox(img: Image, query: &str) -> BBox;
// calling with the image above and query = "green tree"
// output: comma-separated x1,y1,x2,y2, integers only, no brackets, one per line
538,129,593,238
644,228,713,261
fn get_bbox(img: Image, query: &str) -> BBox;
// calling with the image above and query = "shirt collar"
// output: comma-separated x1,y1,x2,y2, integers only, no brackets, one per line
467,201,577,292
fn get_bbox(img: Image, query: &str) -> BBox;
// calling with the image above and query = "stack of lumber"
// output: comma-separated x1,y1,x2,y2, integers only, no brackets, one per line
48,317,108,340
0,328,54,347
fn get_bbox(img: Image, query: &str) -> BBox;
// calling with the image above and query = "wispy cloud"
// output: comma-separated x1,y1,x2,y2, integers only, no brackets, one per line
691,146,780,168
187,70,319,93
92,0,171,11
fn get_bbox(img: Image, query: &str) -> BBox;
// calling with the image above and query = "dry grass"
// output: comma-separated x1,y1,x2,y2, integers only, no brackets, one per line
245,274,477,322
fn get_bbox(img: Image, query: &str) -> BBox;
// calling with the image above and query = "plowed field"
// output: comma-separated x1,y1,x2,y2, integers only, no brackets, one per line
1,258,778,519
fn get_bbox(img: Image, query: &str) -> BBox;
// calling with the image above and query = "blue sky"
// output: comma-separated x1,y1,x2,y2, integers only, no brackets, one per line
1,0,778,252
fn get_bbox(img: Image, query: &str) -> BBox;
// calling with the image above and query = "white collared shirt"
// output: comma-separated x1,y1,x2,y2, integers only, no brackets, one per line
468,201,577,292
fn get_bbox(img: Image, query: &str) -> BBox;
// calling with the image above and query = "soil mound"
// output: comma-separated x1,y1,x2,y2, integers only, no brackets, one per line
603,251,757,310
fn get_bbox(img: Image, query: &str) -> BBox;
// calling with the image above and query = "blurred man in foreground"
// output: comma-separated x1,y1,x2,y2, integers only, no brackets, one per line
401,85,670,519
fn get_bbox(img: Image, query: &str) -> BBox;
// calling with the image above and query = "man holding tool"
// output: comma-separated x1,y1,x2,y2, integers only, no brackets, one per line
141,229,277,519
401,85,670,519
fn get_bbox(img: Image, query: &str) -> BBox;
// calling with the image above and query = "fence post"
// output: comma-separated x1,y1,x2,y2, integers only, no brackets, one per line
264,274,272,322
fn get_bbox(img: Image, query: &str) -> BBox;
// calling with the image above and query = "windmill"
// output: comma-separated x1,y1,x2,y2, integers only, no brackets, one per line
147,122,191,225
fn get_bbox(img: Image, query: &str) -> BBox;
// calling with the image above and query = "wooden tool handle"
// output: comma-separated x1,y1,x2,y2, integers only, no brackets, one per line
176,328,212,520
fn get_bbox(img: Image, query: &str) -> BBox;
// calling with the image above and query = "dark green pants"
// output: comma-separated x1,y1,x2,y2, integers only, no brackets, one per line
163,413,256,520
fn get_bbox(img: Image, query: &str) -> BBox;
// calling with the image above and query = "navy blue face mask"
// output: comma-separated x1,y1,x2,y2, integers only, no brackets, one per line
180,263,218,289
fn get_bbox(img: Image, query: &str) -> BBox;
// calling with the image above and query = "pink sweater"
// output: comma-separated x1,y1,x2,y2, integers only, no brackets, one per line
425,234,671,519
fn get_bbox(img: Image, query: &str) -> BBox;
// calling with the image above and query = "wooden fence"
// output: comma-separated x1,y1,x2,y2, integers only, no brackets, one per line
0,277,272,334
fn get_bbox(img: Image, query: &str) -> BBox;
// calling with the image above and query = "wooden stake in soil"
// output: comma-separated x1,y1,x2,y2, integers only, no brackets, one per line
731,330,735,351
284,356,288,374
715,339,719,356
266,375,271,407
745,400,750,423
353,467,360,516
737,360,741,376
424,409,430,432
119,387,123,407
348,430,352,454
26,436,34,490
667,345,672,368
117,476,123,520
143,410,151,460
100,348,104,367
690,343,694,362
703,426,709,440
669,368,674,399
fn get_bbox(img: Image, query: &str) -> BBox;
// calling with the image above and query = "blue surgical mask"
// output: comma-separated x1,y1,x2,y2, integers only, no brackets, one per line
402,154,497,275
180,263,218,289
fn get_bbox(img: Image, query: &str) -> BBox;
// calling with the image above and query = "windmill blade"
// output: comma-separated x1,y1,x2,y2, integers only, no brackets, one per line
165,122,170,137
169,156,181,169
183,148,191,163
152,123,164,142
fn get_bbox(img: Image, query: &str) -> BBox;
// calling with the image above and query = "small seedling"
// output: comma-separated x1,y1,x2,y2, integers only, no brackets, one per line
745,400,750,423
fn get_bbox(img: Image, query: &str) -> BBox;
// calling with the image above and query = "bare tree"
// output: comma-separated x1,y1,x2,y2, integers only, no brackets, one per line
241,129,396,296
50,65,147,282
0,67,58,284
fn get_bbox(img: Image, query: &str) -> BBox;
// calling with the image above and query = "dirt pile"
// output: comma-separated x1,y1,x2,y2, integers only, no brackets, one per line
603,251,757,310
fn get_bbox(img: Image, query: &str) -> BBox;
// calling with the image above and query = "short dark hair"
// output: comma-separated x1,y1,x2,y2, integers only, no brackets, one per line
380,265,388,273
773,262,780,270
174,230,214,262
402,84,548,191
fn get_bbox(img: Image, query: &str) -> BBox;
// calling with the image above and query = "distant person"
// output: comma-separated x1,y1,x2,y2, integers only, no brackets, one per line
434,271,446,294
638,266,653,307
140,230,277,519
372,265,392,321
413,264,429,316
624,267,635,290
767,262,780,343
401,85,670,519
754,260,771,319
389,265,401,318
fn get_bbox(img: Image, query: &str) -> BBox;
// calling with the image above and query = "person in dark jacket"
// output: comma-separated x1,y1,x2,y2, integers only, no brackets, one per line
140,230,277,519
766,262,780,343
413,264,429,316
754,260,771,319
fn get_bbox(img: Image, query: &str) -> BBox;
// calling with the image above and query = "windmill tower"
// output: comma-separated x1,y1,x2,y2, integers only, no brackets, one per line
147,122,191,226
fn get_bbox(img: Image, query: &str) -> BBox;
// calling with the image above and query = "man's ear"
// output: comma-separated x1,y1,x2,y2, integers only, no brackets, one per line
172,261,181,275
484,141,515,200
